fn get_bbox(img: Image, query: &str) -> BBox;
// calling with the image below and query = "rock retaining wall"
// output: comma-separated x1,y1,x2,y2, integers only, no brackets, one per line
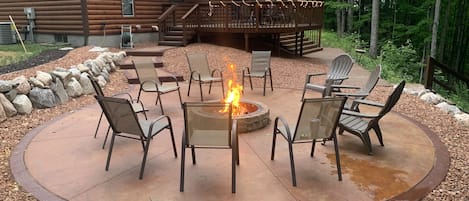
0,51,126,122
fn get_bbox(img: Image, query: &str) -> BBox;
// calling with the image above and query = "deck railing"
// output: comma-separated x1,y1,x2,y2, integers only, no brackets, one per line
181,1,324,33
157,5,178,41
424,57,469,91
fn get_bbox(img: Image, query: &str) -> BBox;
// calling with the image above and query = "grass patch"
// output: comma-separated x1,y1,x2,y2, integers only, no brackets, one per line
0,43,60,67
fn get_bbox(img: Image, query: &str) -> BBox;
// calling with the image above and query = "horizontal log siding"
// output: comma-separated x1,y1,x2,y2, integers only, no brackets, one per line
0,0,84,35
87,0,167,35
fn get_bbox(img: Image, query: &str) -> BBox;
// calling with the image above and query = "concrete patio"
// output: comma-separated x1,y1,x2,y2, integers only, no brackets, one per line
11,81,443,201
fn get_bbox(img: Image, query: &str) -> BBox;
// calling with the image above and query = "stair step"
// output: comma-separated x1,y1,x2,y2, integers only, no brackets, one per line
117,57,164,69
166,31,184,36
158,40,185,46
163,35,184,41
125,50,164,57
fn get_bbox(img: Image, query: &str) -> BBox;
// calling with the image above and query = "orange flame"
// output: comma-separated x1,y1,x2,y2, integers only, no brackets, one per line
221,64,243,115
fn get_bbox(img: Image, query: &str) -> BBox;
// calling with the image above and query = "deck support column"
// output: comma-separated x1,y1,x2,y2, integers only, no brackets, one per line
244,33,249,52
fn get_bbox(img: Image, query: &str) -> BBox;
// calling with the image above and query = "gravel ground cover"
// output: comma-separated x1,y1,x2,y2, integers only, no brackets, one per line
0,43,467,200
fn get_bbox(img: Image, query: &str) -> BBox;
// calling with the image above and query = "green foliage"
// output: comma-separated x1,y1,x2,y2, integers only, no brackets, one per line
0,43,58,67
436,81,469,113
378,40,422,83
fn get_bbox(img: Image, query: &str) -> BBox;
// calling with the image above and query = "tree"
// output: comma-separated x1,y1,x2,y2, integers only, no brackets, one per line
369,0,379,58
347,0,354,32
431,0,441,58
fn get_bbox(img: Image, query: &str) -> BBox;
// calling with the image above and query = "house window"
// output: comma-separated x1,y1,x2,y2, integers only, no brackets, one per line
122,0,134,16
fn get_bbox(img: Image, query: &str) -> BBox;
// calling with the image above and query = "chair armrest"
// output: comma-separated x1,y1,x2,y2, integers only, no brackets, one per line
141,80,160,91
190,70,200,79
148,115,172,135
305,72,326,83
342,110,379,119
327,75,349,82
231,119,238,146
242,67,250,75
111,92,133,100
274,116,293,140
211,68,223,77
330,84,361,89
353,99,385,108
334,92,369,98
166,74,180,87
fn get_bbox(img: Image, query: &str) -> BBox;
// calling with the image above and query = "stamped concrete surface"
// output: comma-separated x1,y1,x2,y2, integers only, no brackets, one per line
17,82,436,201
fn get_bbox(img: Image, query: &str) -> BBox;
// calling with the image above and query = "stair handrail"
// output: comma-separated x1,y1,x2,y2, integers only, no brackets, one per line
425,57,469,91
158,4,178,41
181,4,200,45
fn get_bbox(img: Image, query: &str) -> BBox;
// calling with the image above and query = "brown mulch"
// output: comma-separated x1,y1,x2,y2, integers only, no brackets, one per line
0,43,467,200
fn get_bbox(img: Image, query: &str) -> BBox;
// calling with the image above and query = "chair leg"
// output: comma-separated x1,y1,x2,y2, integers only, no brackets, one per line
271,132,277,160
236,134,240,165
156,93,164,115
269,72,273,91
373,124,384,146
209,81,213,94
362,132,373,155
102,126,111,149
187,79,192,96
177,88,183,108
332,134,342,181
241,73,245,94
232,143,236,193
288,142,297,186
139,138,151,179
142,110,148,120
191,145,196,164
105,132,117,171
248,76,253,90
338,126,345,135
310,139,316,157
94,111,104,138
137,88,143,102
263,76,266,96
169,126,178,158
301,86,307,101
199,81,204,102
221,79,225,99
180,136,186,192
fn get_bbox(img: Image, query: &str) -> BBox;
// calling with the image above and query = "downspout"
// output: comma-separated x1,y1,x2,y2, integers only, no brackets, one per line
81,0,89,46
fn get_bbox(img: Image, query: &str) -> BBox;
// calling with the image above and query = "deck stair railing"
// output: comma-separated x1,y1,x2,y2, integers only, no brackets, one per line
157,5,178,41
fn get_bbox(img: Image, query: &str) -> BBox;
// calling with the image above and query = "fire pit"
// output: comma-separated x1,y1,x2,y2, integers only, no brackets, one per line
234,100,270,133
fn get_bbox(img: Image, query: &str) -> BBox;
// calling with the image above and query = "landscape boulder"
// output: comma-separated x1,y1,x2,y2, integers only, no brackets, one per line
79,73,94,94
0,80,13,92
77,64,90,73
0,93,17,117
50,77,69,104
454,113,469,127
29,87,57,108
69,68,81,80
13,76,31,94
13,94,33,114
420,92,445,105
51,70,72,84
5,89,17,102
436,102,461,114
0,104,6,122
29,77,46,88
36,71,53,86
65,77,83,97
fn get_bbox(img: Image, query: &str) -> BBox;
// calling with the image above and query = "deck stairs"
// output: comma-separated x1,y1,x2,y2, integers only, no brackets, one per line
158,4,196,47
279,33,322,55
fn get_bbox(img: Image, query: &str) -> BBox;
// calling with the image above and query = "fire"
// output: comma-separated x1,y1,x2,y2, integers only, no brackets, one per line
221,64,243,115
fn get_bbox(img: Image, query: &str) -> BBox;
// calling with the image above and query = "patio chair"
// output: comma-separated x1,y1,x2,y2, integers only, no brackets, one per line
133,60,182,114
180,102,239,193
95,96,177,179
271,97,346,186
88,75,148,149
301,54,353,99
338,80,406,155
242,51,273,96
186,53,225,101
332,65,381,111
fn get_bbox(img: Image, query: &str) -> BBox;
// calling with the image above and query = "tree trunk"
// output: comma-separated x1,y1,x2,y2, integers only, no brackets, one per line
347,0,353,32
369,0,380,58
336,0,343,36
438,0,450,61
431,0,441,58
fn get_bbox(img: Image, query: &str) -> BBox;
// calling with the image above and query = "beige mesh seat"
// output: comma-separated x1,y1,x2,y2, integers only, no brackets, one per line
95,96,177,179
88,74,148,149
180,102,239,193
271,97,346,186
338,80,406,155
301,54,353,99
242,51,273,96
186,53,225,101
133,60,182,114
332,65,381,111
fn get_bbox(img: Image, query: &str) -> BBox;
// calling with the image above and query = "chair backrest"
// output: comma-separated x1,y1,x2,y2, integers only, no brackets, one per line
328,54,354,85
357,65,381,94
186,53,212,79
378,80,406,117
251,51,271,73
293,97,346,141
133,60,162,87
88,74,104,97
95,96,144,137
183,102,233,147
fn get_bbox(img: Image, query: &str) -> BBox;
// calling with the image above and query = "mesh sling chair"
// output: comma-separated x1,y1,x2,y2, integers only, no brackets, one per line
88,75,148,149
332,65,381,111
271,97,346,186
133,60,182,114
301,54,354,99
180,102,239,193
186,52,225,101
242,51,273,96
95,96,178,179
338,80,406,155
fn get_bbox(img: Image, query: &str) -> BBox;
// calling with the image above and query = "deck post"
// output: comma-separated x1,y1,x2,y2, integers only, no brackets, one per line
244,33,249,52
